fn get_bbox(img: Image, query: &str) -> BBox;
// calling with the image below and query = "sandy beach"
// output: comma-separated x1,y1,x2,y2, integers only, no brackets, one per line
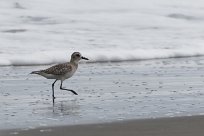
1,57,204,135
1,115,204,136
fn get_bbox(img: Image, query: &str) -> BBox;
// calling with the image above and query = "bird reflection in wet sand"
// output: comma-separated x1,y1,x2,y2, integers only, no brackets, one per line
52,99,80,116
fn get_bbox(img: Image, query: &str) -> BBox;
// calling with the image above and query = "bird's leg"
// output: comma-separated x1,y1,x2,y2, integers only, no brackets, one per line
60,81,78,95
52,79,58,103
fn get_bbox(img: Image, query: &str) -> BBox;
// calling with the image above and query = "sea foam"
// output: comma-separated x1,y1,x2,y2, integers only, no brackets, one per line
0,0,204,66
0,48,204,66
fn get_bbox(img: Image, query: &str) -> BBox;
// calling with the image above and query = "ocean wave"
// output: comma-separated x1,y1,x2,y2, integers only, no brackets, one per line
0,48,204,66
167,13,202,21
0,0,204,66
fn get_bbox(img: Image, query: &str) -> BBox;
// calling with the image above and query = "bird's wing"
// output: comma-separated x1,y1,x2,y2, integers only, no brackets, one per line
41,63,72,75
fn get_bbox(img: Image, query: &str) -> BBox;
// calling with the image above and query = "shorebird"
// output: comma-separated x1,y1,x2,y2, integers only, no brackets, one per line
31,52,89,103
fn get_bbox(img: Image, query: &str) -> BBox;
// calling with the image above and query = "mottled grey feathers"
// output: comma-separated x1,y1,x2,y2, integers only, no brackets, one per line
41,63,72,75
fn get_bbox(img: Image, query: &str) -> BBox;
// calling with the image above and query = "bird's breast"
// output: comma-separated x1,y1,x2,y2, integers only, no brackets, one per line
63,67,77,80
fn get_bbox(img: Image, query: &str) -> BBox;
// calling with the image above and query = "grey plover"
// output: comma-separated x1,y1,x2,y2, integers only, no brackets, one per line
31,52,89,103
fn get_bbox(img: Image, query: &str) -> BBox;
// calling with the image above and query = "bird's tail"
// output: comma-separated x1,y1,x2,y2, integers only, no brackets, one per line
30,71,41,74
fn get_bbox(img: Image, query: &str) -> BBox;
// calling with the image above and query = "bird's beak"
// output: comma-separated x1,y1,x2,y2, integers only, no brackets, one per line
82,56,89,60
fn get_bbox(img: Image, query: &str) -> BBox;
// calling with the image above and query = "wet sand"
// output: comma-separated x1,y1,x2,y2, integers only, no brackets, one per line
1,57,204,132
1,115,204,136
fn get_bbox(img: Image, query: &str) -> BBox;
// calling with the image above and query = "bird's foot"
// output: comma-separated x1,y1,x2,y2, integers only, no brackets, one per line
60,87,78,95
70,90,78,95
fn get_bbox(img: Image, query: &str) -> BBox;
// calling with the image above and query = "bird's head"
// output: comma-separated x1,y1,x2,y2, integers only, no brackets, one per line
70,52,89,64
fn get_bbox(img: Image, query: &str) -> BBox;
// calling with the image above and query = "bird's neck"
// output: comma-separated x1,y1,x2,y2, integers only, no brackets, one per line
70,59,79,67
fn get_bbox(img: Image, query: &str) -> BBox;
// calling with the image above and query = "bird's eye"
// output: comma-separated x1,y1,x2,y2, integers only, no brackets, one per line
76,54,80,57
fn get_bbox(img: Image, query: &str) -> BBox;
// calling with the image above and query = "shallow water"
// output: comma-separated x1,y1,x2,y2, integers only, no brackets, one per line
1,57,204,129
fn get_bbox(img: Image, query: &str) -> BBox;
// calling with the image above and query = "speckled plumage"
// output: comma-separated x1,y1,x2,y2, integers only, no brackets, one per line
41,63,73,75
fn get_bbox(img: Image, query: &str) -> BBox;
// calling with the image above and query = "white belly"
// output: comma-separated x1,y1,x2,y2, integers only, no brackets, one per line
62,70,75,80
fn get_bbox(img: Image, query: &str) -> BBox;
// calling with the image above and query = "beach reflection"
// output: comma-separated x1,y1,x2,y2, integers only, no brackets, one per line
52,99,80,116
